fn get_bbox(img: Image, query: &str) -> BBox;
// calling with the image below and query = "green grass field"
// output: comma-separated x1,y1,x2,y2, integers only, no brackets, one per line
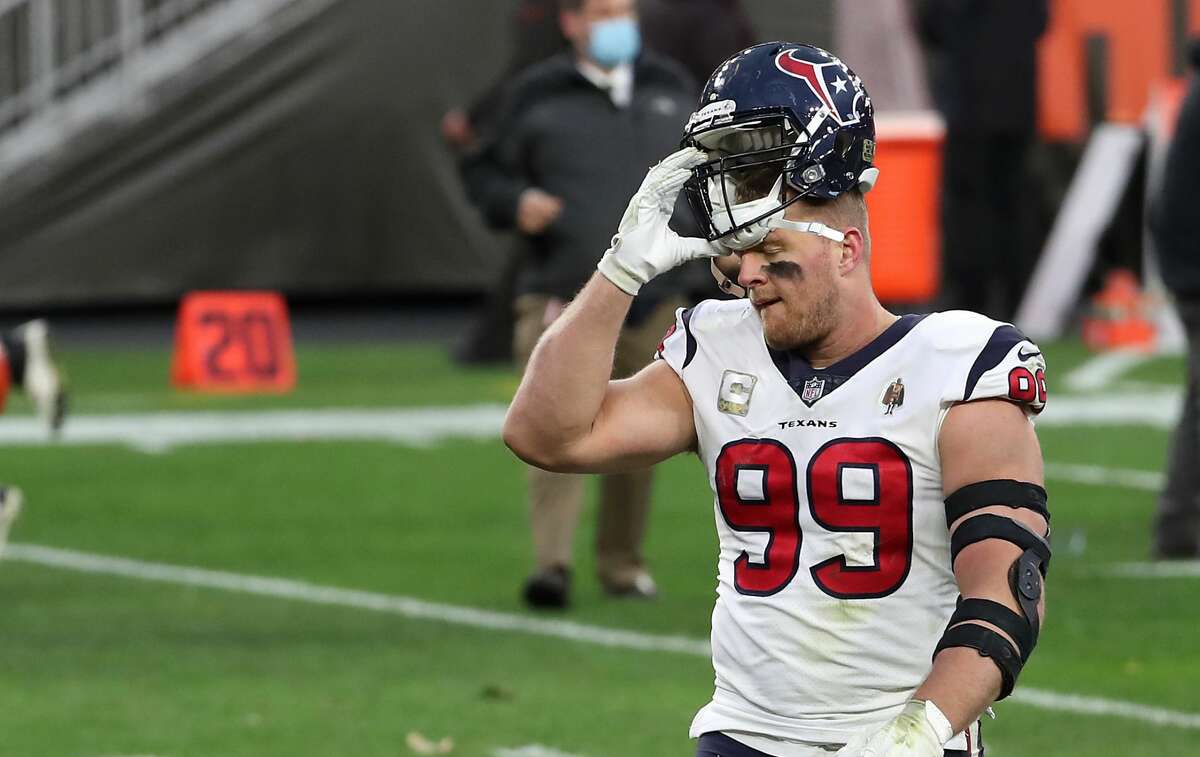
0,337,1196,756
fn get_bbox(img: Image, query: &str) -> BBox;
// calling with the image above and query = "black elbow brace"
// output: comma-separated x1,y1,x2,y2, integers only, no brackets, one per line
935,480,1051,700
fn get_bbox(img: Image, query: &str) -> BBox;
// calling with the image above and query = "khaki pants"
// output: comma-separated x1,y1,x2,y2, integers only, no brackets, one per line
513,293,682,588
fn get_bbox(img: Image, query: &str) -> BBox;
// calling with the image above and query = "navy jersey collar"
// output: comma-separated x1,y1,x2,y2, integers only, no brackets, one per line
768,313,927,407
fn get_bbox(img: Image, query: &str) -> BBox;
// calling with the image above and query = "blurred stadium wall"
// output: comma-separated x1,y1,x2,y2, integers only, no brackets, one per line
4,0,1198,312
0,0,832,309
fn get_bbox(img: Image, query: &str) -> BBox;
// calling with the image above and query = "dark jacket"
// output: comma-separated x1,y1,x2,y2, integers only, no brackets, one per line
461,52,697,301
917,0,1048,132
1150,42,1200,297
639,0,756,93
464,0,569,132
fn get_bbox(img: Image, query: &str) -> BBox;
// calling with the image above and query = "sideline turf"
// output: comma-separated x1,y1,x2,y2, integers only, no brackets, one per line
0,340,1193,755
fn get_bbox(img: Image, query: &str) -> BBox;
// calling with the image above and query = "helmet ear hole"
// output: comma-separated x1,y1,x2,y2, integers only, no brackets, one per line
834,129,855,158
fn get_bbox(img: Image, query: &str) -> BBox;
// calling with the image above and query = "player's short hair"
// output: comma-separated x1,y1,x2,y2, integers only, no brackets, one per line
808,190,868,233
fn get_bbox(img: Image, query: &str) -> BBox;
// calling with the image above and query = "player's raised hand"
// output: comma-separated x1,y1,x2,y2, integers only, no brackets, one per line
597,147,727,295
834,700,953,757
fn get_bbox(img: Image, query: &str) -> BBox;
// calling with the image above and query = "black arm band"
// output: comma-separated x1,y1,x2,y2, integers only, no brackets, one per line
945,479,1050,529
949,597,1035,661
950,514,1052,576
934,622,1024,700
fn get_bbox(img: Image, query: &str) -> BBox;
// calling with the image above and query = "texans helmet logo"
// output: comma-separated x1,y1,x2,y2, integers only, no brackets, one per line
775,51,863,127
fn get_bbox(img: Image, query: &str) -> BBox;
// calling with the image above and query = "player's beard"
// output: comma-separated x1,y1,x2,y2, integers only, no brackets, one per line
759,263,839,352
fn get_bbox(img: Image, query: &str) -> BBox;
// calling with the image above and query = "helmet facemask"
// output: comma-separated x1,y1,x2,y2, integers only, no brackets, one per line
685,115,816,251
686,115,861,297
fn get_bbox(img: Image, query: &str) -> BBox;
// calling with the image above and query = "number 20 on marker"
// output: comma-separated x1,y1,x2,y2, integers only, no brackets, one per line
171,291,296,393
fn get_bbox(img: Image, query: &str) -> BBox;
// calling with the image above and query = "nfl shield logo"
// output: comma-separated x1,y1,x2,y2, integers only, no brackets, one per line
801,377,826,405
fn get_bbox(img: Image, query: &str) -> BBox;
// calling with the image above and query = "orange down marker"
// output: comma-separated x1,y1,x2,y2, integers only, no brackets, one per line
171,291,296,393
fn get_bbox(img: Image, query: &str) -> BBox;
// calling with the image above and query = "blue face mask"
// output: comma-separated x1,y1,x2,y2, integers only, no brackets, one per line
588,16,640,68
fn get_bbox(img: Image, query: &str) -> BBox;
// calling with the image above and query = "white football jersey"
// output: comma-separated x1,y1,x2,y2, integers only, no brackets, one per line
655,299,1047,750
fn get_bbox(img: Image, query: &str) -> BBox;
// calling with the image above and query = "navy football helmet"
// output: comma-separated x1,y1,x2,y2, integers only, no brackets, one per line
681,42,878,252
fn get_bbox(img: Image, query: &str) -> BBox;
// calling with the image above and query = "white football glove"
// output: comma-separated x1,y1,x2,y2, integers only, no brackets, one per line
835,700,954,757
597,147,727,295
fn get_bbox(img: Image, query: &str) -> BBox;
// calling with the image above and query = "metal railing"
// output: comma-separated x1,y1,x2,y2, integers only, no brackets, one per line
0,0,333,184
0,0,241,132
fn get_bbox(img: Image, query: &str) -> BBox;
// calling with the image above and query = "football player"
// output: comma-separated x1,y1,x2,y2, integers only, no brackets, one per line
0,319,67,434
0,319,68,558
503,42,1050,756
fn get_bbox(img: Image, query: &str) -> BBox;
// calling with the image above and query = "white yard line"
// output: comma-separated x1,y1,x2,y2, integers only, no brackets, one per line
0,392,1183,455
494,747,585,757
1012,688,1200,728
1037,390,1180,429
1097,561,1200,579
0,405,511,453
5,543,1199,730
1063,350,1154,392
0,404,1172,493
1,543,709,656
1043,462,1164,492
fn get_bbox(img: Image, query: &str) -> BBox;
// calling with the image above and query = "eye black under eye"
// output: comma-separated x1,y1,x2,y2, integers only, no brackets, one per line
764,261,802,278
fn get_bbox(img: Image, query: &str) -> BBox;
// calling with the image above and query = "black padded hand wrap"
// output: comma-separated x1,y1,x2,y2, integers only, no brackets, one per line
949,597,1036,661
934,622,1024,700
950,514,1052,577
945,479,1050,529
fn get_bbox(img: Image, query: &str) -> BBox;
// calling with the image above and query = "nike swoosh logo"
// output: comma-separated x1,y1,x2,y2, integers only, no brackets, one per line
1018,349,1042,361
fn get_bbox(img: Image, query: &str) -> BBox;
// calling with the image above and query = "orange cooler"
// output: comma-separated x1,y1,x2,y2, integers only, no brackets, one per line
866,112,944,304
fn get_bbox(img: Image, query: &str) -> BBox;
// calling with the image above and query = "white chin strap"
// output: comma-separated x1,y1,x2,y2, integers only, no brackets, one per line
766,218,845,242
709,220,845,299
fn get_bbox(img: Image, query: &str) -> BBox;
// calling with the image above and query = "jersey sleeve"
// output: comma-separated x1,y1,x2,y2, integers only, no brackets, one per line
940,320,1048,417
653,304,699,377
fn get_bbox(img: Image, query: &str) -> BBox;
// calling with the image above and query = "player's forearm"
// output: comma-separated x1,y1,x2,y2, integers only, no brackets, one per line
918,534,1049,734
503,273,632,470
913,648,1001,734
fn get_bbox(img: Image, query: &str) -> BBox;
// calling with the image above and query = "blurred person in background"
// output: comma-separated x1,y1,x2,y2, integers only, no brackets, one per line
916,0,1048,320
1149,40,1200,560
441,0,569,153
637,0,757,305
0,319,68,557
449,0,752,366
639,0,756,93
461,0,696,608
443,0,570,365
